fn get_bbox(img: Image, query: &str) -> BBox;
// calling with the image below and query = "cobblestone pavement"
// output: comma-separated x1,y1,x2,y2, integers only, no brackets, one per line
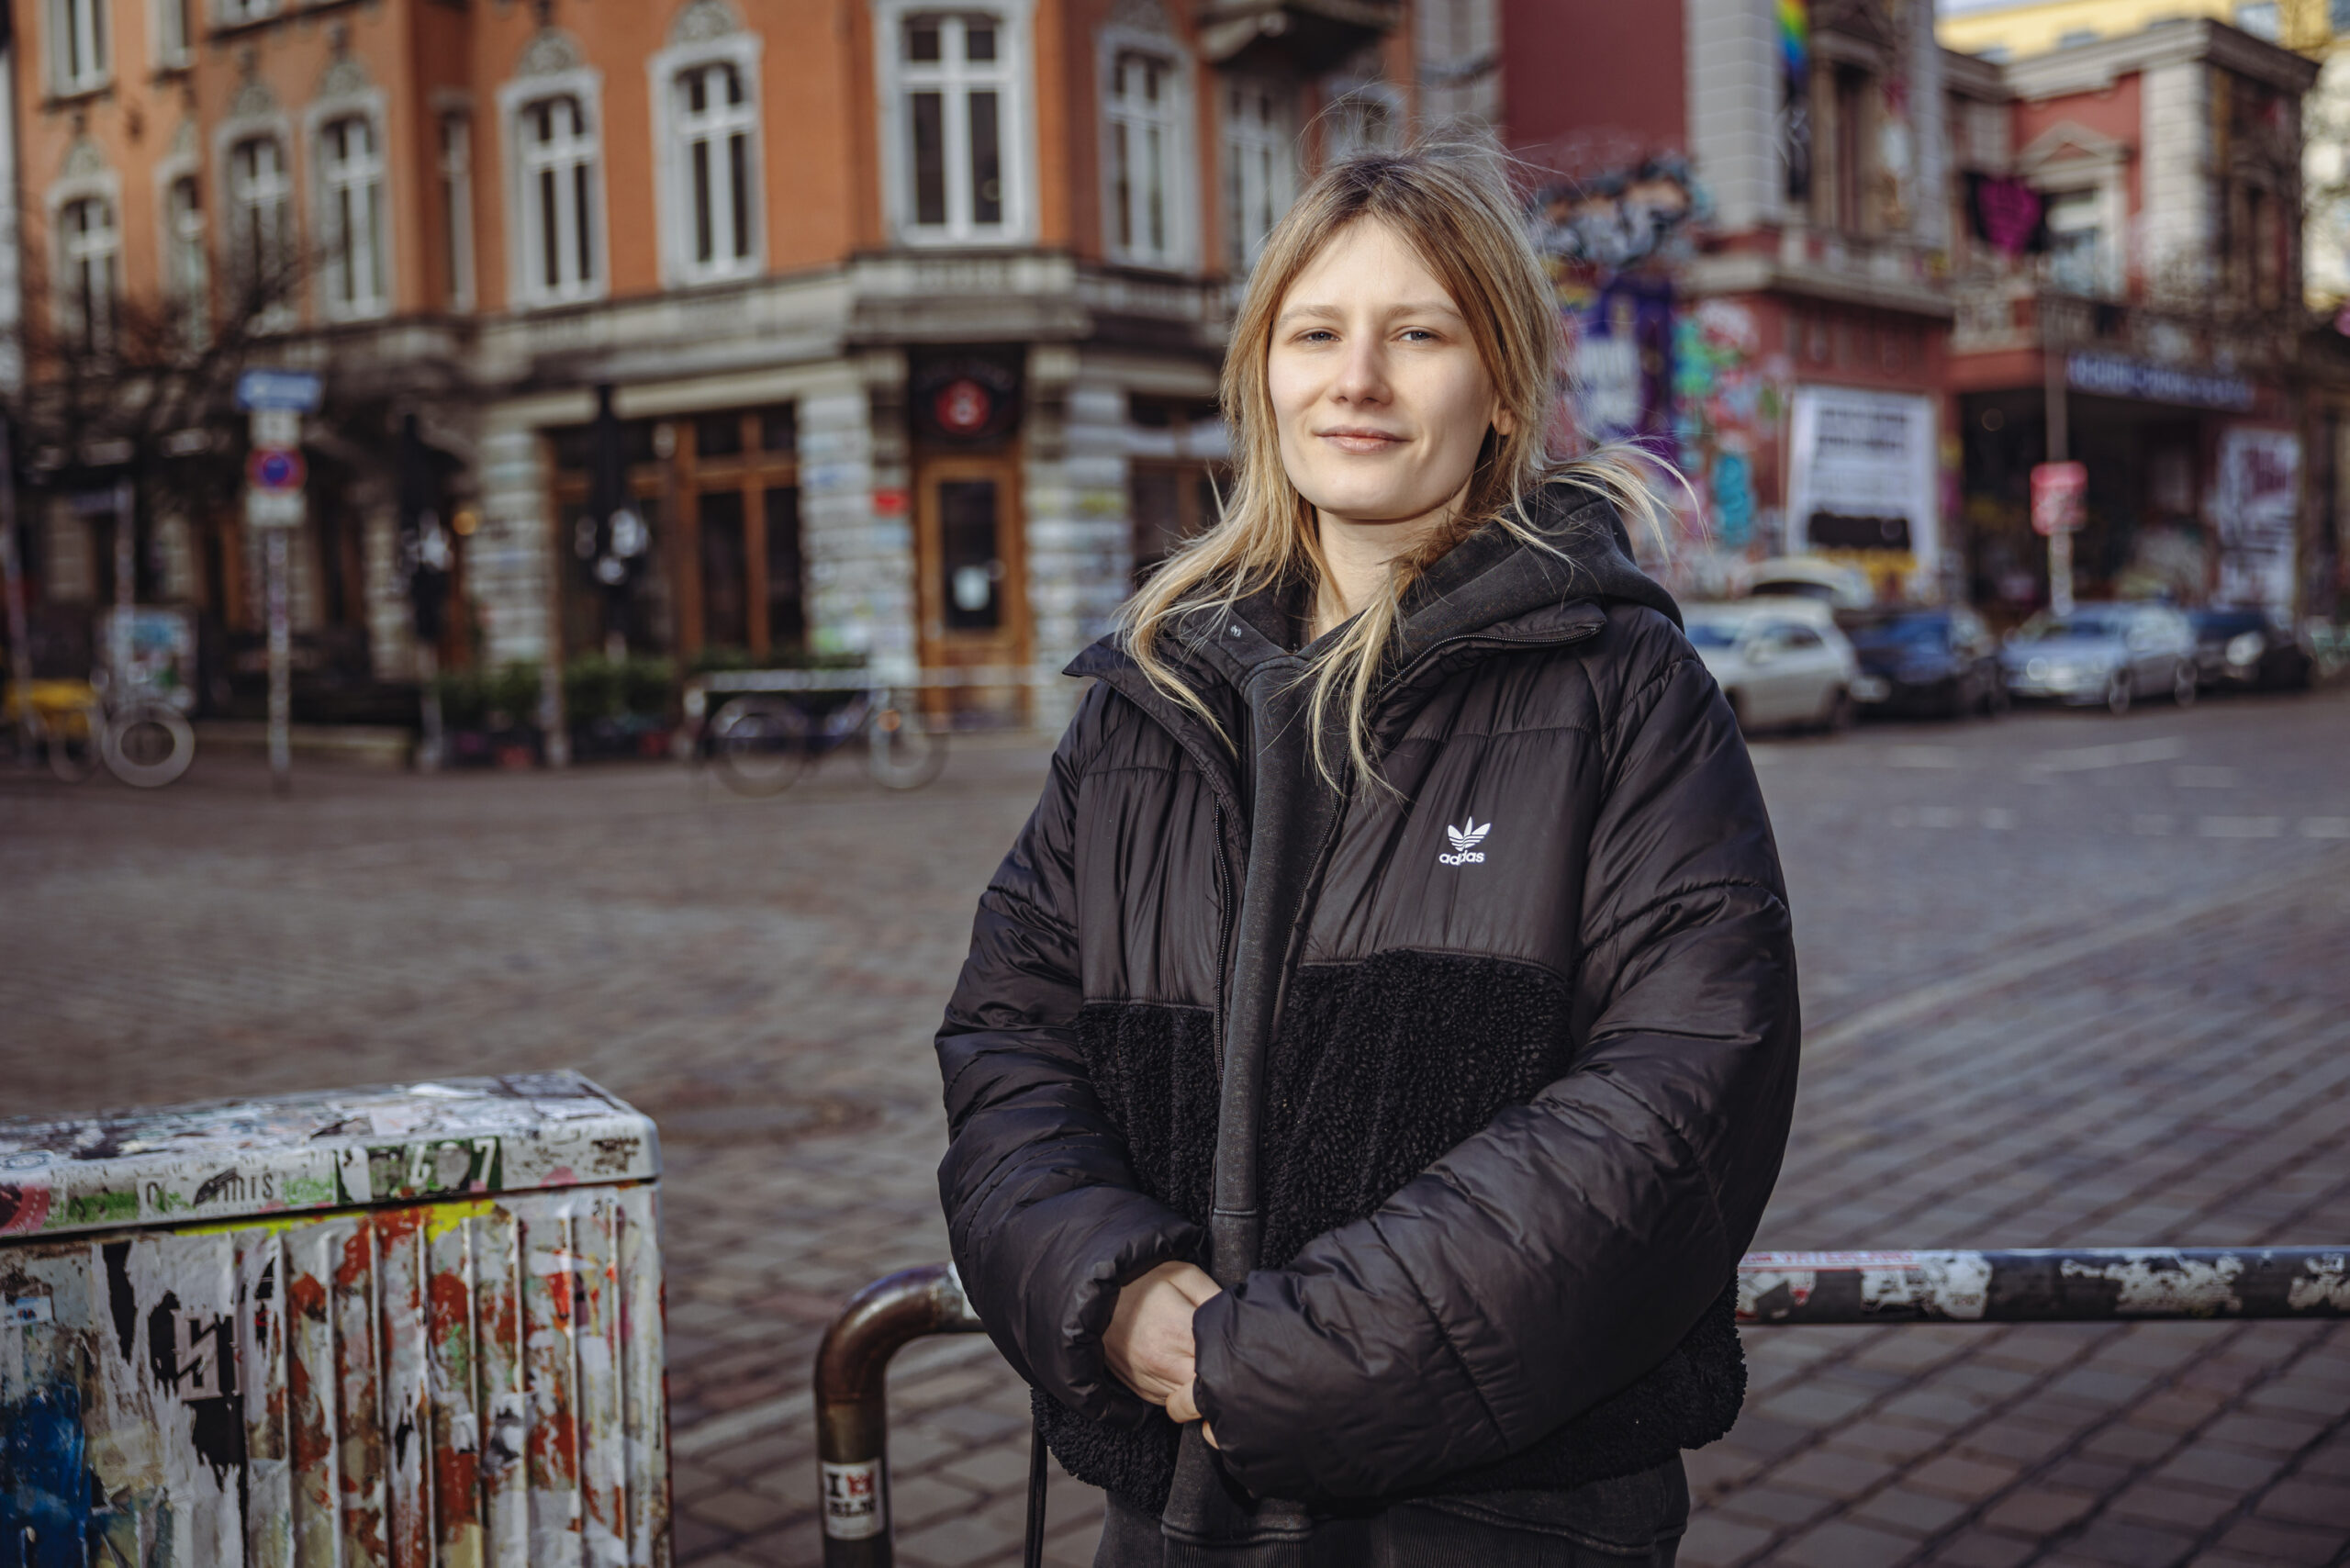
4,685,2348,1568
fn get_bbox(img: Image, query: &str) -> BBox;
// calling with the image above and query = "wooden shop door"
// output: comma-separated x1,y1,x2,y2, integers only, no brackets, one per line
913,451,1029,713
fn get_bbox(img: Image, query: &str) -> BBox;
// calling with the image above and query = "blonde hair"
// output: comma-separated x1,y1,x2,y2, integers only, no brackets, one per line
1118,138,1674,787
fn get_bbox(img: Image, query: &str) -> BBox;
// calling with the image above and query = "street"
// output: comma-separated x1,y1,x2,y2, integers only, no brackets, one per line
4,685,2347,1568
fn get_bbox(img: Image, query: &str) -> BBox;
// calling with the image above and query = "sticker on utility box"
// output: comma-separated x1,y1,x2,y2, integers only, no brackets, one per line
822,1460,885,1539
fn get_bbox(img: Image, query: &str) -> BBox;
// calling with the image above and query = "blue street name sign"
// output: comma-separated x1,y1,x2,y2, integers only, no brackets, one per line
235,368,324,412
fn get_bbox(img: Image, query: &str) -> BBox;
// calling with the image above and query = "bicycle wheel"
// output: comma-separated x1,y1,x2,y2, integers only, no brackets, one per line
867,700,946,790
711,697,814,796
103,702,197,789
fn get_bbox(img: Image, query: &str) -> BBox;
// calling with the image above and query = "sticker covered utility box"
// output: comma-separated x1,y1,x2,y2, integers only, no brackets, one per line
0,1071,667,1568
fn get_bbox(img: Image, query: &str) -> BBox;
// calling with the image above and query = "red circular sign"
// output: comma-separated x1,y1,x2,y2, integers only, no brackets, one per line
249,448,306,491
932,378,993,436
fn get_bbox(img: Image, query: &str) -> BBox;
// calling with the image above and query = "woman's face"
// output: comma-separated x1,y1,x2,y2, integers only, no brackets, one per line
1266,218,1513,531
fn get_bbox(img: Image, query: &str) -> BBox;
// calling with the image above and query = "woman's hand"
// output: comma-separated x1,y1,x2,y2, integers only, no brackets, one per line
1102,1260,1221,1422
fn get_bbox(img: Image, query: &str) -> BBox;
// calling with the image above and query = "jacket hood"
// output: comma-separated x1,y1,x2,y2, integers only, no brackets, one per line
1067,478,1682,698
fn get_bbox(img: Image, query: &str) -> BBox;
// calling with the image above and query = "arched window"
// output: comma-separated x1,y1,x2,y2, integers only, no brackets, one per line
228,135,293,316
319,115,388,317
674,61,758,279
57,196,118,352
519,94,599,303
1104,50,1177,265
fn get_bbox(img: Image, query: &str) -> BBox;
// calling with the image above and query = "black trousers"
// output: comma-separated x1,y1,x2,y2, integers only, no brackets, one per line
1094,1456,1687,1567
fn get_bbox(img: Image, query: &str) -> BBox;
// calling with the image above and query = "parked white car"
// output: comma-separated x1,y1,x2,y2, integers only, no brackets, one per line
1685,600,1863,734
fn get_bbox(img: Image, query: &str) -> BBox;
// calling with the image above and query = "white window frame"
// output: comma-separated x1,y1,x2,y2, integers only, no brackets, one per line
874,0,1038,245
308,100,392,322
49,178,120,353
434,97,476,312
648,31,767,286
48,0,111,96
216,0,283,25
215,118,297,330
1220,73,1295,271
151,0,194,70
499,69,610,308
154,151,208,343
1099,33,1195,271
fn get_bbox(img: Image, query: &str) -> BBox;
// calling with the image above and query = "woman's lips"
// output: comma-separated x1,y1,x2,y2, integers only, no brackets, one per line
1316,428,1407,454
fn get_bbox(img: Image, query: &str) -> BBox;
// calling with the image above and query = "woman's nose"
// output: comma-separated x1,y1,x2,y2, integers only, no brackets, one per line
1331,340,1390,406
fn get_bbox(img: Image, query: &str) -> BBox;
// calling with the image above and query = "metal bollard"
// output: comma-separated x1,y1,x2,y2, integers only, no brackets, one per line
815,1263,988,1564
814,1248,2349,1562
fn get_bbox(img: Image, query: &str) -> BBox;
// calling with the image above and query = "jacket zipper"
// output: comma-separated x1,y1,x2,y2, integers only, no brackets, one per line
1209,800,1234,1081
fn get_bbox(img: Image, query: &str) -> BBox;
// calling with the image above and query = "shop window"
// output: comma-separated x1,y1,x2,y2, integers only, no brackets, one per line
765,487,806,648
1223,77,1295,269
553,405,801,660
938,477,1005,630
1128,464,1224,584
890,8,1028,242
699,490,750,648
319,115,389,319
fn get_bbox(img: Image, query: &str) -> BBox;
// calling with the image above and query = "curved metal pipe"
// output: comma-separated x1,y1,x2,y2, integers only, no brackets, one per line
813,1263,987,1566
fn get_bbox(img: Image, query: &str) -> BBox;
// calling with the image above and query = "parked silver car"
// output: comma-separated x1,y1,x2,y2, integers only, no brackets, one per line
1686,600,1862,733
1999,603,2198,714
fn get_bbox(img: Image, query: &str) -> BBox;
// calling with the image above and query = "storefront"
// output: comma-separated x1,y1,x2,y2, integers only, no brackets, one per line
1954,344,2292,616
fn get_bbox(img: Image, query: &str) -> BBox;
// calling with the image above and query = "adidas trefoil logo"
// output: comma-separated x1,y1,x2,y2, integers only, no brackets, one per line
1439,818,1491,867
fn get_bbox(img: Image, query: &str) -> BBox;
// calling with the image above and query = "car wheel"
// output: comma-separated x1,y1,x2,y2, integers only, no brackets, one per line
2172,663,2198,708
2106,673,2134,716
1826,689,1857,734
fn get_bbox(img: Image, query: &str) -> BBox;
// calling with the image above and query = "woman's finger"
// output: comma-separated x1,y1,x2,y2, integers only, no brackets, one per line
1165,1382,1200,1423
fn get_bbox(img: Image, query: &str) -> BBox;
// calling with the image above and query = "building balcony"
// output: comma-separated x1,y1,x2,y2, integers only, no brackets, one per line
1196,0,1404,72
1951,278,2300,378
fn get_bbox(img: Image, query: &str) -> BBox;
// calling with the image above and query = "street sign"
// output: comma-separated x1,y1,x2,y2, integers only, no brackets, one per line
235,368,324,412
246,488,304,529
2031,461,2087,537
248,447,306,491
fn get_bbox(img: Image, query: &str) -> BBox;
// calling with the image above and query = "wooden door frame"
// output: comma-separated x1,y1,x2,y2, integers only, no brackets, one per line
912,446,1031,672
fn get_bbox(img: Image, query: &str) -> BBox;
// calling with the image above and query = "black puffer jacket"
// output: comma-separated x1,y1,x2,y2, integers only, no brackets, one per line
936,482,1800,1542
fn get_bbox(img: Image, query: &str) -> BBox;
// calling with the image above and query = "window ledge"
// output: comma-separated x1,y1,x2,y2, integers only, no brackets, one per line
44,84,117,112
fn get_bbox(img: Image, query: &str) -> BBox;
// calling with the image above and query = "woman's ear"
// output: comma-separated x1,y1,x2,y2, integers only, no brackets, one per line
1492,404,1517,438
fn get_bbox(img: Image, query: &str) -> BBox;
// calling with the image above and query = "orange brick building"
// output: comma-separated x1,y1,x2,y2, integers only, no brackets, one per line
9,0,1417,726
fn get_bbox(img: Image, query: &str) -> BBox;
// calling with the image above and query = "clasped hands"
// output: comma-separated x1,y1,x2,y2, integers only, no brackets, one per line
1102,1260,1223,1446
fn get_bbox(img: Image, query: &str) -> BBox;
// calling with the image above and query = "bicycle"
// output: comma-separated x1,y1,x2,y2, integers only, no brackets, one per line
4,677,197,789
705,684,946,796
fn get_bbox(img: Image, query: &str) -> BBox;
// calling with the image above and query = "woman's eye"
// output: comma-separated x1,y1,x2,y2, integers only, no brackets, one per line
1399,328,1440,343
1296,330,1337,344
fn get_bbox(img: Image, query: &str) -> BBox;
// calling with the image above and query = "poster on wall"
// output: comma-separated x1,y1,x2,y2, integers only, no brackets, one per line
2210,425,2299,612
1785,385,1939,600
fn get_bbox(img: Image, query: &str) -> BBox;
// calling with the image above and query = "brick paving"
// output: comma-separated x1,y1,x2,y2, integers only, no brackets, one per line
3,687,2347,1567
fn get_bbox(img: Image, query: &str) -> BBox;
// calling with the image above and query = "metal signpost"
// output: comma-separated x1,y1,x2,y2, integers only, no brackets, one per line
237,368,322,795
2031,460,2087,618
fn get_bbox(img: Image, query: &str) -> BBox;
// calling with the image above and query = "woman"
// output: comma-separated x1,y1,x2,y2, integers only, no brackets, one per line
935,143,1799,1565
